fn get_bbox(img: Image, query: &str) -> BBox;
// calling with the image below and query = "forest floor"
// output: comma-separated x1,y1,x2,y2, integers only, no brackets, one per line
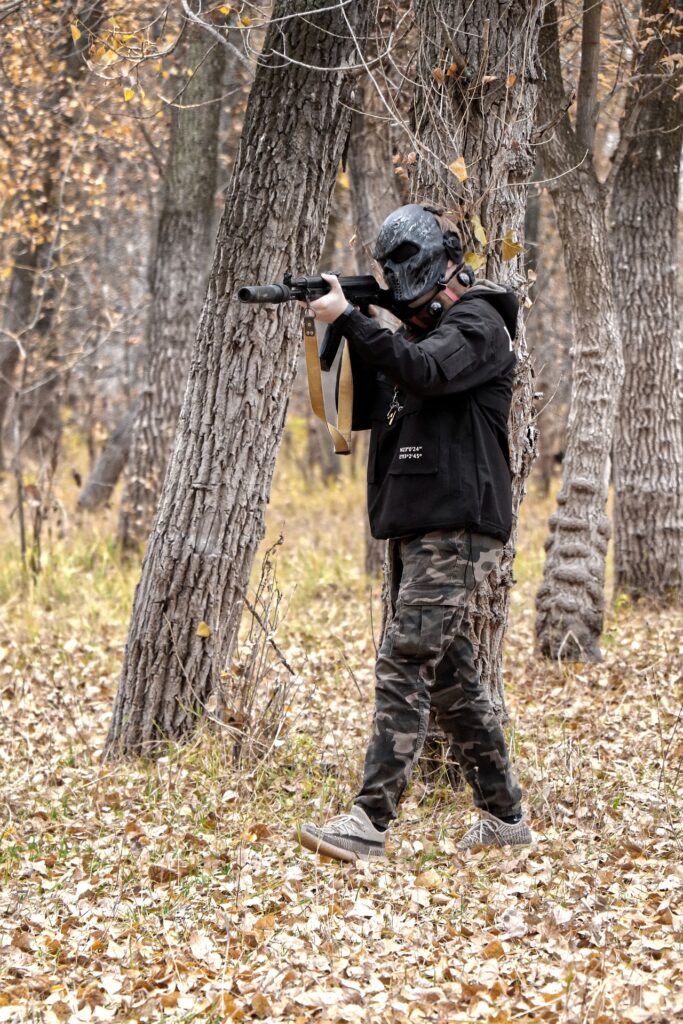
1,424,682,1024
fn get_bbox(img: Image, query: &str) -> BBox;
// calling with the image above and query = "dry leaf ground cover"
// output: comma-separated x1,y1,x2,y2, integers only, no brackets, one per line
1,425,682,1024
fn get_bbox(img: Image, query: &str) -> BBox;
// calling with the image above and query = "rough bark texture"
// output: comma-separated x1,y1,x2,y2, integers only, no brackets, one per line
609,0,683,601
534,1,623,661
118,31,225,550
411,0,544,715
77,408,136,512
347,78,399,577
106,1,374,756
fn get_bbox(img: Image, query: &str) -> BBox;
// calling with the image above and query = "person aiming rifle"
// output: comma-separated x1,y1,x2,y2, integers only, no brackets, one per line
281,204,532,861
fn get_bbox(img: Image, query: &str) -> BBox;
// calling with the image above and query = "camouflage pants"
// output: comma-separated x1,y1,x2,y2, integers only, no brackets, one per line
355,529,522,828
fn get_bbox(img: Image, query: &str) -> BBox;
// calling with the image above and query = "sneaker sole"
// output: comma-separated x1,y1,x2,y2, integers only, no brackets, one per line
296,828,385,864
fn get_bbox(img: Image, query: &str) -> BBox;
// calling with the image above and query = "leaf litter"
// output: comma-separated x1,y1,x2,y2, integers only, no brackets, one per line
0,478,681,1023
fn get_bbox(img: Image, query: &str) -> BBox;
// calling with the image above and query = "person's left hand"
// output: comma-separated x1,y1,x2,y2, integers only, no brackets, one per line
298,272,348,324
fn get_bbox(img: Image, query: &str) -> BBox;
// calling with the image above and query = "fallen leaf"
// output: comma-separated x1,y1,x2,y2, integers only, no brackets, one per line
189,930,215,961
251,993,272,1018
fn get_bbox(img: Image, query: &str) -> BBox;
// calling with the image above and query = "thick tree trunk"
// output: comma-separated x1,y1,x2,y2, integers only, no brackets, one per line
609,0,683,601
347,79,399,578
118,30,226,550
411,0,544,715
534,2,623,661
106,1,374,757
77,408,136,512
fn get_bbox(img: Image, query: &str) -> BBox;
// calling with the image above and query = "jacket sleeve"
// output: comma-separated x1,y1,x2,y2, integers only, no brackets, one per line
334,335,377,430
338,302,514,398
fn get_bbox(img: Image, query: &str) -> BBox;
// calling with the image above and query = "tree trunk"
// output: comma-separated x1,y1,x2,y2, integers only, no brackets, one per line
77,408,136,512
118,29,226,550
411,0,544,714
609,0,683,601
525,182,571,497
0,4,104,470
347,78,399,578
534,1,623,661
106,0,374,757
0,242,38,471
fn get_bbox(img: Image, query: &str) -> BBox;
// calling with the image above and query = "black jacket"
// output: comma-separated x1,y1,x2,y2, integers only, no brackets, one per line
335,283,518,542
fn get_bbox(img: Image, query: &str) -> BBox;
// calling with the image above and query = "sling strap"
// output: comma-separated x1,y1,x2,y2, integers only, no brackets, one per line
303,312,353,456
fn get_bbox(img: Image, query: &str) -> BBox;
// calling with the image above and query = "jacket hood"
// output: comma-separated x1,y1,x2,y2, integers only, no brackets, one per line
457,280,519,340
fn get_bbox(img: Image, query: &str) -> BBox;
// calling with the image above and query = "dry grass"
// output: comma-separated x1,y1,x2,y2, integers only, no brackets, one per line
0,422,681,1023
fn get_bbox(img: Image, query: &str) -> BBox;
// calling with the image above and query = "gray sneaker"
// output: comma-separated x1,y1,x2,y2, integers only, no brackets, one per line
297,805,387,863
457,811,533,851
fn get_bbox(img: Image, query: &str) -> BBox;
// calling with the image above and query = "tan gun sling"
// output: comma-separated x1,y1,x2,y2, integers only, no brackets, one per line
303,313,353,456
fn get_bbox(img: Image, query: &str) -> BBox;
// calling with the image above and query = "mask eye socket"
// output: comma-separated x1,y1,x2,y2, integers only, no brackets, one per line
385,241,419,264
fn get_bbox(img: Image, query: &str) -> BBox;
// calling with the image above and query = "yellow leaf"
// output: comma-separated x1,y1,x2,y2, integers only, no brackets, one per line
470,214,487,247
240,15,252,25
448,156,468,182
251,993,272,1019
501,229,524,261
197,621,211,637
219,4,231,13
123,87,135,102
506,73,517,88
464,251,486,271
338,170,350,189
70,23,81,43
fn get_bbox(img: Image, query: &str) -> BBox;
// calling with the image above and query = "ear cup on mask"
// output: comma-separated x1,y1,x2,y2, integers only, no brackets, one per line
456,264,475,287
442,230,463,265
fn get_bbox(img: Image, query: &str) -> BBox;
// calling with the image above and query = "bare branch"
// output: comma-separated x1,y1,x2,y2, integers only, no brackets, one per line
575,0,602,158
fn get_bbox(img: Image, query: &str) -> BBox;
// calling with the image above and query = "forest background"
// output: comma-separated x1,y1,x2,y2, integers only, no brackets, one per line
0,1,682,1022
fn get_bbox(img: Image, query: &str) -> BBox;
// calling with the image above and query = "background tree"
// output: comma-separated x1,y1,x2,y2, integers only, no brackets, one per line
534,0,623,661
117,25,226,550
609,0,683,601
347,75,399,577
0,3,105,470
408,0,545,714
106,0,374,756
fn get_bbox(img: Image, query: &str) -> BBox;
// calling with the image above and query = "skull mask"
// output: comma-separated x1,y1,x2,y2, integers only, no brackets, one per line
373,204,450,304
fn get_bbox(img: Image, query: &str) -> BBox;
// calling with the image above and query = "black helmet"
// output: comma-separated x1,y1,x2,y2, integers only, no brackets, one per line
373,204,463,304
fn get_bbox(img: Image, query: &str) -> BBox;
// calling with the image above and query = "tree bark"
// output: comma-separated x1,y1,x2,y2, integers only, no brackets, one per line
609,0,683,601
347,78,399,578
411,0,544,714
534,1,623,661
106,0,374,757
117,29,226,550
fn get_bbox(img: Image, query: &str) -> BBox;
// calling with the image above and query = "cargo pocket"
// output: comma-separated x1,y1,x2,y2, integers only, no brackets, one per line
386,604,446,662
